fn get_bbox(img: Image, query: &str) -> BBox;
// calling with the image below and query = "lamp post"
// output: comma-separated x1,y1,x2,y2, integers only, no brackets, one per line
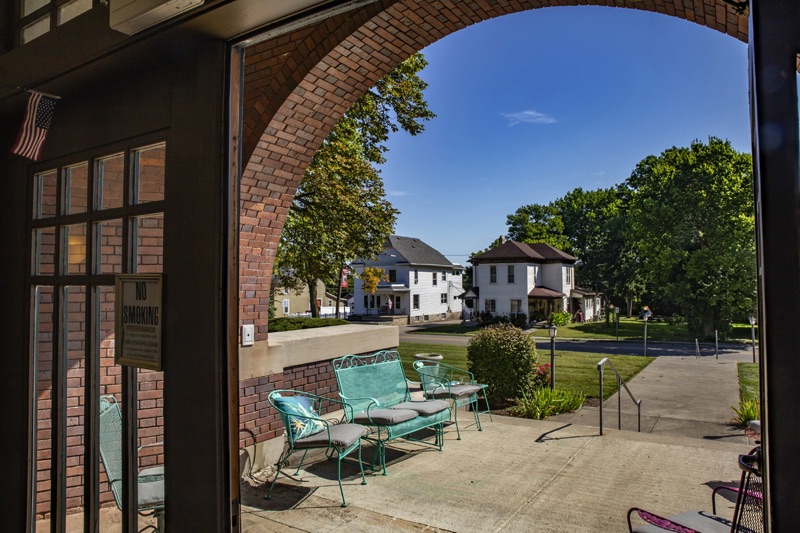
548,324,557,390
643,312,649,357
615,306,620,341
748,315,757,363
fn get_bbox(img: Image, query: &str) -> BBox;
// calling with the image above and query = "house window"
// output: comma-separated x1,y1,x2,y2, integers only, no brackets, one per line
490,265,497,284
485,299,496,313
414,270,418,284
442,271,446,282
432,272,437,286
413,294,420,310
566,266,572,284
441,293,447,304
507,265,515,283
282,299,290,315
363,295,368,309
510,299,522,314
389,269,397,282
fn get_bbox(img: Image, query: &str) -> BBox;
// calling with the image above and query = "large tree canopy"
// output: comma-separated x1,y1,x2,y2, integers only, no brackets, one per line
275,53,435,317
626,137,756,336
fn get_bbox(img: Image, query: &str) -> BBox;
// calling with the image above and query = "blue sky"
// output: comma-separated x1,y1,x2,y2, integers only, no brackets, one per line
378,6,751,265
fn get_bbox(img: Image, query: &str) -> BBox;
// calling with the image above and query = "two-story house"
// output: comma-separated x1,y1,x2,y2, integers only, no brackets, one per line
351,235,464,324
465,239,602,323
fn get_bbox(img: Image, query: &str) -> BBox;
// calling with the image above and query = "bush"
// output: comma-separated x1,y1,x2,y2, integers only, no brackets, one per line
549,311,571,326
731,398,760,426
477,312,526,328
467,323,537,406
509,388,586,420
269,317,349,332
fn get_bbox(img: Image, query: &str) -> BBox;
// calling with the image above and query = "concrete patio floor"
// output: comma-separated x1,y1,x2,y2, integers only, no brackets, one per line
240,415,754,532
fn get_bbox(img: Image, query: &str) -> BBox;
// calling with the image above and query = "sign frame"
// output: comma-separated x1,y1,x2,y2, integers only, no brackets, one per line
115,273,163,371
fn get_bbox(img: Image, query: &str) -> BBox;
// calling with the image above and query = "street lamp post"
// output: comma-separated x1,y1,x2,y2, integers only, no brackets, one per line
748,315,757,363
643,313,649,357
615,306,620,341
548,324,557,390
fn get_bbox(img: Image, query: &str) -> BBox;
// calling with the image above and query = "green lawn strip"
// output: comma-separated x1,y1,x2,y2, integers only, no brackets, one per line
397,342,654,401
737,363,760,402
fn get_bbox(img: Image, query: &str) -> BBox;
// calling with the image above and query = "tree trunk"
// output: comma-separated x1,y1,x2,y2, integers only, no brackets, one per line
335,267,343,319
307,280,319,318
626,298,633,318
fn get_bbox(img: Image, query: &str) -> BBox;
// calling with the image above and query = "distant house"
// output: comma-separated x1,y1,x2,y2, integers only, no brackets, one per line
271,279,349,318
467,240,602,322
351,235,464,324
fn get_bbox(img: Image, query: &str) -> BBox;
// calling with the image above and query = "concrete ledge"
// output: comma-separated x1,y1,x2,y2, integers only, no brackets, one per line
239,323,399,380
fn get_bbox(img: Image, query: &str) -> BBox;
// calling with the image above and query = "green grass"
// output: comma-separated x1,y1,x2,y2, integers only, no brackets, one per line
738,362,760,402
410,317,718,342
397,342,654,401
729,323,759,343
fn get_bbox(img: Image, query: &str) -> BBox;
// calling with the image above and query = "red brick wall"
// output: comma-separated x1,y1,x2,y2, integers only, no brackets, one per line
239,359,340,448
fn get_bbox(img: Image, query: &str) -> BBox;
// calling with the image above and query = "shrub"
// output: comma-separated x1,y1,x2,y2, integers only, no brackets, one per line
269,317,349,332
467,323,537,406
509,388,586,420
549,311,571,326
732,399,760,426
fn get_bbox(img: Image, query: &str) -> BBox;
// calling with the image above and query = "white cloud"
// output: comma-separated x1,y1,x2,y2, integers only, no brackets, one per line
388,190,411,197
502,110,557,126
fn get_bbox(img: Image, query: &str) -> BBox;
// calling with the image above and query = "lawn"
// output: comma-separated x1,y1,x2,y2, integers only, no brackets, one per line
397,342,654,402
411,318,759,343
738,363,760,402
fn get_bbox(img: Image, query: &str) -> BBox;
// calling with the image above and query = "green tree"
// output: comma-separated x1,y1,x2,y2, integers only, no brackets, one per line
275,54,435,317
505,203,572,252
626,137,756,336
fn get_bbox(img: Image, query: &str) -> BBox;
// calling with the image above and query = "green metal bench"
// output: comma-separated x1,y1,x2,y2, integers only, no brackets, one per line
99,396,165,532
332,350,451,474
412,360,492,440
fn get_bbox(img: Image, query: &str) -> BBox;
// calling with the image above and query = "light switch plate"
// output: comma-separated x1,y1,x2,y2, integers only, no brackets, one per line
242,324,254,346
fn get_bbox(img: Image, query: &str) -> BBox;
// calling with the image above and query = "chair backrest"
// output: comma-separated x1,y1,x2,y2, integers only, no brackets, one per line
332,351,410,412
99,395,124,508
412,360,453,385
732,448,764,533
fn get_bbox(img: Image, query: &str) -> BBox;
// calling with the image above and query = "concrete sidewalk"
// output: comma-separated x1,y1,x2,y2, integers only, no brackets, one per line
552,352,752,443
241,353,758,531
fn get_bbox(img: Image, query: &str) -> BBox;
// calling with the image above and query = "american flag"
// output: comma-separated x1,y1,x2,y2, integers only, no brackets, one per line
11,92,57,161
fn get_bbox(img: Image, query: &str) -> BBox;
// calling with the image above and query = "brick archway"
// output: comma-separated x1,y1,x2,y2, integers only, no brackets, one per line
239,0,748,340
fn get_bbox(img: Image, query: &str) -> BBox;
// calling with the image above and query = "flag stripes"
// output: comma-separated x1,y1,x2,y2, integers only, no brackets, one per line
11,92,57,161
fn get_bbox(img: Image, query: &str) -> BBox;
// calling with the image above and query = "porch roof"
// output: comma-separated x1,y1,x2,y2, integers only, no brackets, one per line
528,286,566,299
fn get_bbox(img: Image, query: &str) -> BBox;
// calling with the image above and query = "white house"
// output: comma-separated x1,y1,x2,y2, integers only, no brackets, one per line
351,235,464,323
466,240,602,323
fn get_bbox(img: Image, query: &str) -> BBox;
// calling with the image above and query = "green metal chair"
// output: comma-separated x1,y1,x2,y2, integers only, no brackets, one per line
98,396,165,533
412,360,492,440
265,390,368,507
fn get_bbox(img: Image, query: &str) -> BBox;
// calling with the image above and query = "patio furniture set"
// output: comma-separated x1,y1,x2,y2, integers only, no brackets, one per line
265,350,492,506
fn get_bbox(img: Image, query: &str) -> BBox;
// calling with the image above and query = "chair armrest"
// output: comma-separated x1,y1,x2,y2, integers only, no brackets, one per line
626,508,699,533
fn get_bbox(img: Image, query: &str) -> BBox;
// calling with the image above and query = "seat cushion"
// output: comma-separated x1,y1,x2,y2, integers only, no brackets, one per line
632,510,733,533
294,423,368,450
353,408,418,425
426,384,483,399
138,476,164,508
392,400,450,417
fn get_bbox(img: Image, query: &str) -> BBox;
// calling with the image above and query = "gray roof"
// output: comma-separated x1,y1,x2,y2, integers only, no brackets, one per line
385,235,455,267
470,240,576,264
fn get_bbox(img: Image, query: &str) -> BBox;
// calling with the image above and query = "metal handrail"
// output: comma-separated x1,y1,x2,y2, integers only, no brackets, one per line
597,358,642,435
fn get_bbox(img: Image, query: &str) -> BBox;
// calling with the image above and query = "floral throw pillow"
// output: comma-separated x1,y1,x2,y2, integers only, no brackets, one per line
273,394,325,441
